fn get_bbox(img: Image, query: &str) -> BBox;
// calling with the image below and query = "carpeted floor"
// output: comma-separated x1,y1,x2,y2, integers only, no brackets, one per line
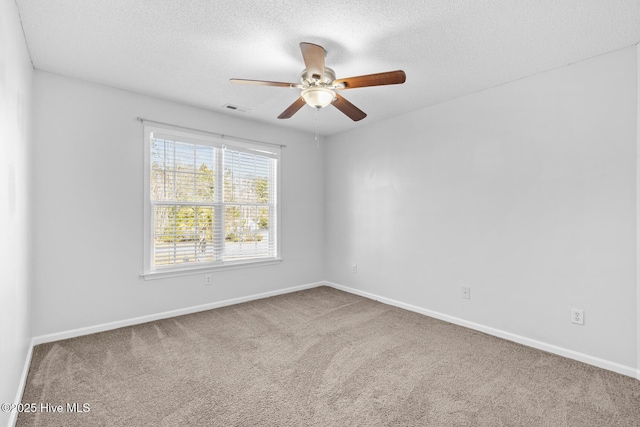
17,286,640,426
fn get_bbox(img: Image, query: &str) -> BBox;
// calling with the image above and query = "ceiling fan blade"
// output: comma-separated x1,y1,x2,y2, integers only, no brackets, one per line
300,42,325,80
230,78,296,88
277,97,306,119
332,93,366,121
334,70,406,89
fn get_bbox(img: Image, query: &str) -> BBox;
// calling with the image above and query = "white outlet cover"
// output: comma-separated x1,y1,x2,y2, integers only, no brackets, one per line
571,308,584,325
461,287,470,299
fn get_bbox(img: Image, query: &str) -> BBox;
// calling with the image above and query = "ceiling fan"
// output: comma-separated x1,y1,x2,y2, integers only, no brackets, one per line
230,42,406,122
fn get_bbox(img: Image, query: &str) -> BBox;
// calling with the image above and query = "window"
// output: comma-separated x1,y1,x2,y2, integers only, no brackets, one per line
143,126,280,277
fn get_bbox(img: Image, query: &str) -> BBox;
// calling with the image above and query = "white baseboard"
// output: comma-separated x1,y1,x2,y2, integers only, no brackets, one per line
325,281,638,379
32,281,324,346
9,340,35,427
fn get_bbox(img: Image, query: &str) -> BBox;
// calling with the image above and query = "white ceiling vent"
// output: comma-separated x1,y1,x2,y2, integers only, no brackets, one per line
223,104,250,113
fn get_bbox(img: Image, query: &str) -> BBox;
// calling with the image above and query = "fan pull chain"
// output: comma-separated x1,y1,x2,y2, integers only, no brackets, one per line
315,108,320,148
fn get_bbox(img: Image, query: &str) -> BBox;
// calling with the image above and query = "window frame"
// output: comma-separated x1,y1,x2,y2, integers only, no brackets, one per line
142,125,282,280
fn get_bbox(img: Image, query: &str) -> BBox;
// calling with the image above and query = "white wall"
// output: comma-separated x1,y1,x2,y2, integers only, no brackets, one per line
32,71,324,336
636,43,640,378
325,46,638,370
0,0,33,424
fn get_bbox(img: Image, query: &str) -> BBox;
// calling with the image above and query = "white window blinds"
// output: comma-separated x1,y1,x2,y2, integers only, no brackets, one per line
144,126,279,274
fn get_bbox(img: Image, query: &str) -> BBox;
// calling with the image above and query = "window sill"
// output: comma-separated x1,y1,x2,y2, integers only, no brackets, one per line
141,258,283,281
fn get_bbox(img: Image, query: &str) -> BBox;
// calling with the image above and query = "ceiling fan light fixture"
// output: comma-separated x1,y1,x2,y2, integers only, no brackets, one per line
301,87,335,109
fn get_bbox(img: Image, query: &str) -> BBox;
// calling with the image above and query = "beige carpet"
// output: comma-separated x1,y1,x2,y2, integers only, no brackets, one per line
17,286,640,426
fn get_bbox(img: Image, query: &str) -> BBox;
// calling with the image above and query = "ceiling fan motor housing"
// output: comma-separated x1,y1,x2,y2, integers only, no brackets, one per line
301,67,337,108
301,67,336,86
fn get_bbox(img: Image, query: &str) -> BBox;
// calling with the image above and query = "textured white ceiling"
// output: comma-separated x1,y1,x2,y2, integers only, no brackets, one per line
15,0,640,135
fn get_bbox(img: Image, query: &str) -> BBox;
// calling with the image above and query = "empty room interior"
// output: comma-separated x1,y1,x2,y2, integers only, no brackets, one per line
2,0,640,426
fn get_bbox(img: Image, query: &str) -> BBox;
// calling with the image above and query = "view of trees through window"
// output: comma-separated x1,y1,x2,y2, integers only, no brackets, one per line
150,137,275,267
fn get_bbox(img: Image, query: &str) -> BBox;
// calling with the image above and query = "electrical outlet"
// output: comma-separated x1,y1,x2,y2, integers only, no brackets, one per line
352,264,358,274
571,308,584,325
205,274,212,286
461,287,470,299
